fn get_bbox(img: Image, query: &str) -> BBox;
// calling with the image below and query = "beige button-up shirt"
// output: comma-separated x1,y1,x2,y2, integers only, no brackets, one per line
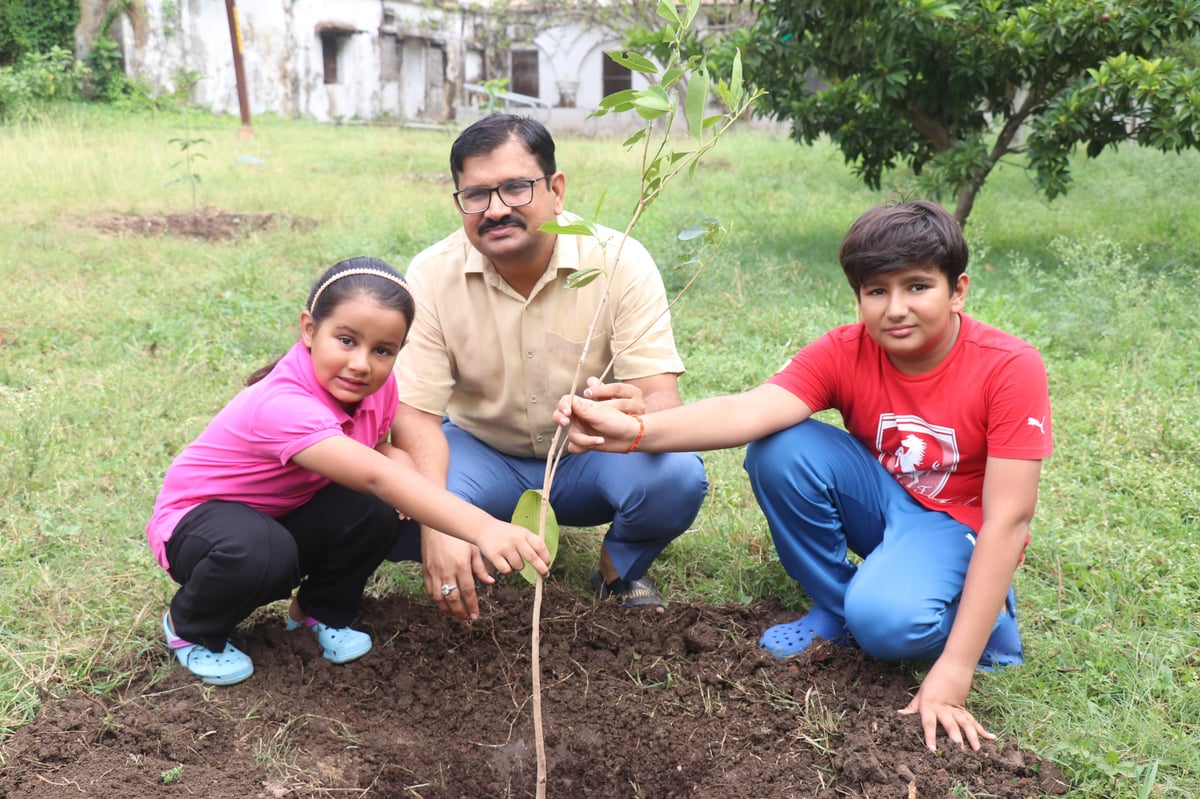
395,214,684,458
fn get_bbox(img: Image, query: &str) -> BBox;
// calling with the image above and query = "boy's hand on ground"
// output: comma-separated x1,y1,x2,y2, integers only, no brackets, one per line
478,521,551,578
898,659,995,751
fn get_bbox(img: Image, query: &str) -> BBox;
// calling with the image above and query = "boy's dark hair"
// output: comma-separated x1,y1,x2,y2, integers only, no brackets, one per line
247,257,415,386
838,200,968,293
449,114,556,186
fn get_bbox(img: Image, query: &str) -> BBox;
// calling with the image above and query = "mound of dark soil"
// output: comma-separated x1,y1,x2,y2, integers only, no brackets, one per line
0,585,1069,798
91,209,316,241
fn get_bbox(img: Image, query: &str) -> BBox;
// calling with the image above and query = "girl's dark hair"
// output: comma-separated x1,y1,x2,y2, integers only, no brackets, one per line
247,257,415,385
449,113,556,186
838,200,968,293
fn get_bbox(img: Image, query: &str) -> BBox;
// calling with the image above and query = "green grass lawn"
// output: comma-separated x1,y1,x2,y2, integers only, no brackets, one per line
1,105,1197,797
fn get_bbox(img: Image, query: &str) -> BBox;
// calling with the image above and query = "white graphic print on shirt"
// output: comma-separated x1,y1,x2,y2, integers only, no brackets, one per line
875,413,962,501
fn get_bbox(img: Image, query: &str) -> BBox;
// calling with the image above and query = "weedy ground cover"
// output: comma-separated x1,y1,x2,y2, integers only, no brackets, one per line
0,106,1197,797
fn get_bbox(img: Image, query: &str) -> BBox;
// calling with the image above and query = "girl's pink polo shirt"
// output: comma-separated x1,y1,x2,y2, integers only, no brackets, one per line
145,341,398,570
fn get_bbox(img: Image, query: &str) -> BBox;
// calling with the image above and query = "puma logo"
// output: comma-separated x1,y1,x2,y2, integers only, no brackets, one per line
1027,417,1046,434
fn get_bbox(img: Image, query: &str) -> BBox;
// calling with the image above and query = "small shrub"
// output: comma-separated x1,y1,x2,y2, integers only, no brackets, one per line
0,45,83,122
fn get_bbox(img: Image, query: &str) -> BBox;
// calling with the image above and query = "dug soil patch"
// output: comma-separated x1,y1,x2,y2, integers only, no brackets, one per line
91,209,316,241
0,585,1069,798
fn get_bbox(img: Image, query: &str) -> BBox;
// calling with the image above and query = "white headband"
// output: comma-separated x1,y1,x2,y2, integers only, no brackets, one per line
309,267,410,313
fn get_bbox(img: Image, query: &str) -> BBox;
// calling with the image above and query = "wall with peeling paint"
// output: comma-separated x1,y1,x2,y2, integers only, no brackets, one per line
101,0,641,129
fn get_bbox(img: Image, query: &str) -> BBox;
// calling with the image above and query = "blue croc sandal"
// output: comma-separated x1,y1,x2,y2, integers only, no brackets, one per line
287,616,372,664
759,605,853,659
978,587,1024,672
163,612,253,686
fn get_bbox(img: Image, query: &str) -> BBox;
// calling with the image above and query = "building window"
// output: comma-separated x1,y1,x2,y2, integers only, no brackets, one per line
317,24,356,85
380,33,401,82
602,54,632,96
321,33,339,84
510,49,539,98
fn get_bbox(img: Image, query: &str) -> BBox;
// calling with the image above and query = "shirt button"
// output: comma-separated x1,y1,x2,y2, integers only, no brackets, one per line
536,435,544,443
526,349,535,358
529,395,538,403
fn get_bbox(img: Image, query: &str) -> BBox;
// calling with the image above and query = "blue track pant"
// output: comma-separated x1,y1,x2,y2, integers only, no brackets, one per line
744,419,1007,660
443,421,708,580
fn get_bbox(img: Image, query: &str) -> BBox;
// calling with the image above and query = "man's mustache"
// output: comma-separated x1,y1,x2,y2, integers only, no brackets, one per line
478,215,527,235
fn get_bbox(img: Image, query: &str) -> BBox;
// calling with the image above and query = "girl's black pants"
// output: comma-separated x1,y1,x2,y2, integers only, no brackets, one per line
165,483,420,651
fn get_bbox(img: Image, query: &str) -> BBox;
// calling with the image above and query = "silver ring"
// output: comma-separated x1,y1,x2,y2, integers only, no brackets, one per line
440,583,459,597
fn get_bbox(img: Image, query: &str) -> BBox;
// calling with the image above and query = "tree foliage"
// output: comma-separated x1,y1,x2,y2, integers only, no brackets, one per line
738,1,1200,223
0,0,78,67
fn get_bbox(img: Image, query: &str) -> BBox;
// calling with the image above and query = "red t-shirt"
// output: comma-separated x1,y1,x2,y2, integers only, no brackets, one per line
768,314,1052,532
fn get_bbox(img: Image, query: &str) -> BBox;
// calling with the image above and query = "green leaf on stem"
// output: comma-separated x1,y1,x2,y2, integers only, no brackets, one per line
622,128,648,148
598,88,639,110
730,49,744,100
686,65,710,140
677,217,721,242
512,489,559,584
661,67,685,90
540,219,596,237
606,50,658,75
632,86,672,119
566,267,604,289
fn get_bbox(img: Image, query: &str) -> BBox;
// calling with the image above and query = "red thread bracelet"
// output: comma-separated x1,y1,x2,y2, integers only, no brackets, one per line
625,415,645,454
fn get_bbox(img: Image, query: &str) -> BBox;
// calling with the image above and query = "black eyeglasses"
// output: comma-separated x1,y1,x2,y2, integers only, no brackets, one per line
453,175,552,215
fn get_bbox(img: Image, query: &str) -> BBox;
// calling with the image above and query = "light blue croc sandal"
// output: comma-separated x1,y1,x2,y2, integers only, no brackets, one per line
759,605,854,659
287,616,372,664
163,612,253,686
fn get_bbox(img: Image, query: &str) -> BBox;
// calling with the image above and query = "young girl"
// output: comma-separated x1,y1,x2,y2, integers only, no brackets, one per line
147,257,550,686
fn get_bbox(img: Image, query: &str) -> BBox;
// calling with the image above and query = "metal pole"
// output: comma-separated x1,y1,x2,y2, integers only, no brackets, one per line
225,0,253,139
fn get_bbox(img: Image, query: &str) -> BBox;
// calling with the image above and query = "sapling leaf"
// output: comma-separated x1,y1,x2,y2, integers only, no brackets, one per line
566,267,604,289
512,489,559,584
715,81,734,109
656,0,681,25
685,65,710,140
591,189,608,223
633,87,671,119
731,50,744,100
606,51,658,75
598,88,638,110
540,219,596,237
661,67,684,90
622,128,648,148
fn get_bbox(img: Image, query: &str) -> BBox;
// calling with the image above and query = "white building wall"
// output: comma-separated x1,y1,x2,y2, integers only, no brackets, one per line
110,0,652,131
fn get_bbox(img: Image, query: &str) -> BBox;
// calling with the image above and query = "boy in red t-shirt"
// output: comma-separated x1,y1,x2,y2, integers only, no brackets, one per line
554,201,1052,751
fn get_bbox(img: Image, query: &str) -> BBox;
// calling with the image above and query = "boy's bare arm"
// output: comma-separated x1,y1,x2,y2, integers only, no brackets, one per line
952,456,1043,662
903,456,1043,751
557,383,812,454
